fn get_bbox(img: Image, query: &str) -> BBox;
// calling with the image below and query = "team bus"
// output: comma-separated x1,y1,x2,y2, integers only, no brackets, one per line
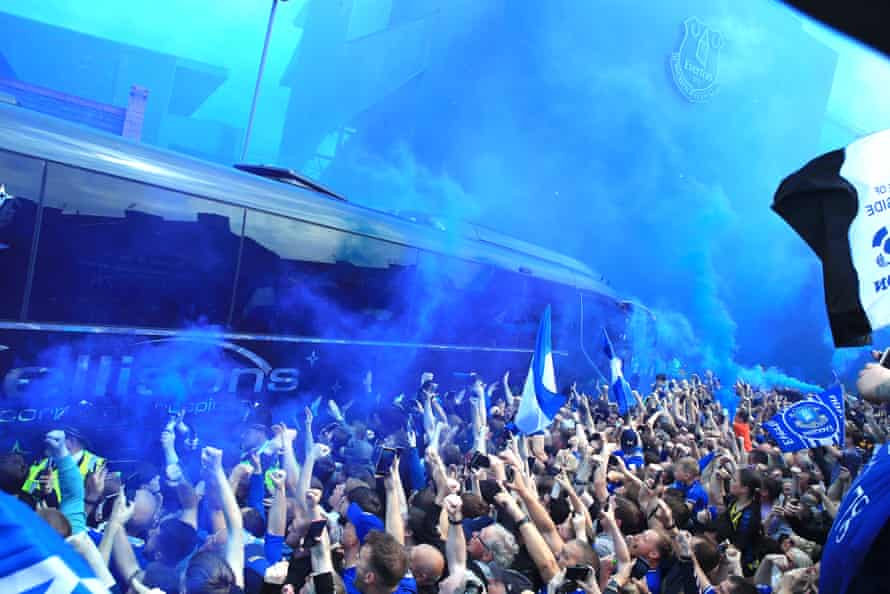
0,103,637,453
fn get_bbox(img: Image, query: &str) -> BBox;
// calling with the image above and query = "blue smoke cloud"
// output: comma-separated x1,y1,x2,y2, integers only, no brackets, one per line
3,0,887,409
321,2,840,390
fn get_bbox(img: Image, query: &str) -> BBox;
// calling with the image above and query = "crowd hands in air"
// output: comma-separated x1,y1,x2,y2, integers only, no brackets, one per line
3,353,890,594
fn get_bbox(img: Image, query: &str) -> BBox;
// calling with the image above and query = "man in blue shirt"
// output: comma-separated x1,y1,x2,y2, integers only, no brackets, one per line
342,530,415,594
614,429,645,470
671,457,709,516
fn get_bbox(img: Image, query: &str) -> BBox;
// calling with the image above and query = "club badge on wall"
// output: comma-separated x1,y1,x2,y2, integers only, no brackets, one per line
670,17,724,103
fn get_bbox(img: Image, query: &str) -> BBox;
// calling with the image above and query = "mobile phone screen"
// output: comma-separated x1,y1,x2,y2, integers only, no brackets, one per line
565,565,591,583
470,451,491,470
302,519,327,549
375,447,397,476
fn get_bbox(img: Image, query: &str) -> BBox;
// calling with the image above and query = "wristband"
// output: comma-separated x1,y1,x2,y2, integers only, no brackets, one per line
516,515,531,528
449,518,463,525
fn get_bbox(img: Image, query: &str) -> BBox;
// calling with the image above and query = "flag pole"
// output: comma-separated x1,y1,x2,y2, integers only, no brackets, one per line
241,0,285,162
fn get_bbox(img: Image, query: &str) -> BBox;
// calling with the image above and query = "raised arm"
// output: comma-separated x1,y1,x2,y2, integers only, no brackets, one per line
203,446,244,588
599,499,630,565
384,455,405,545
99,488,134,565
512,471,565,555
264,469,288,570
45,430,86,534
298,418,329,511
437,493,469,594
556,474,594,541
268,470,287,537
443,493,467,573
503,371,514,408
496,489,560,583
272,422,300,496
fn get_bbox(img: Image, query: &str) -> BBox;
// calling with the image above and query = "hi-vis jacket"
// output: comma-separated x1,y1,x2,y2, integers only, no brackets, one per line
21,450,105,501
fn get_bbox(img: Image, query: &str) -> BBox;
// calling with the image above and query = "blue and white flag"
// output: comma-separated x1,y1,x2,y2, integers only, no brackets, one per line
0,491,109,593
821,441,890,594
602,329,632,415
515,306,565,435
763,384,845,452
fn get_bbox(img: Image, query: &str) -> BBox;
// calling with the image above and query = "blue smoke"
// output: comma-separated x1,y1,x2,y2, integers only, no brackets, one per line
3,0,887,399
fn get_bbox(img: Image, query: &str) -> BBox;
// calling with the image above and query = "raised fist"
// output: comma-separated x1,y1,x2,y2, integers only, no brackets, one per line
201,447,223,472
444,493,463,521
44,430,69,459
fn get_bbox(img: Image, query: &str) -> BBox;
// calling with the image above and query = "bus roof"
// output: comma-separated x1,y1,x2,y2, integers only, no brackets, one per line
0,103,617,298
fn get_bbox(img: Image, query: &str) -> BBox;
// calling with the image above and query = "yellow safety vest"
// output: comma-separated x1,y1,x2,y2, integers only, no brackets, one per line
239,459,280,494
21,450,105,501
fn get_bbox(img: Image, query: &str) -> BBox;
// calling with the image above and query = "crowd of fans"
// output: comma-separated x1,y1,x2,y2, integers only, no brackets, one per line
1,360,888,594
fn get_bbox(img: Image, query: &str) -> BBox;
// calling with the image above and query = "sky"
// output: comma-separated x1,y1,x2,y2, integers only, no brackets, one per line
5,0,890,390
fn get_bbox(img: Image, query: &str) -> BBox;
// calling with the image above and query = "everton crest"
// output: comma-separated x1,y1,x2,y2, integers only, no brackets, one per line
670,17,724,103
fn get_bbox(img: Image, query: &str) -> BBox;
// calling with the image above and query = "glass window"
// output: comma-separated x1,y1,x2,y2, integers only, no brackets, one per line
414,256,579,351
29,164,244,327
232,209,581,348
232,210,418,339
0,150,45,320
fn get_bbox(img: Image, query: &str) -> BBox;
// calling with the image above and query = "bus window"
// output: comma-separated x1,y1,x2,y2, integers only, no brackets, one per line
406,250,580,350
29,163,244,328
0,150,45,320
233,210,417,339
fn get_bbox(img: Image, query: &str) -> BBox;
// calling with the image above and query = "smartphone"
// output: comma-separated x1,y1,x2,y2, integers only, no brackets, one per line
302,519,327,549
470,451,491,470
564,565,591,583
880,348,890,369
608,455,619,468
375,447,398,476
527,456,537,471
506,466,516,483
550,480,562,499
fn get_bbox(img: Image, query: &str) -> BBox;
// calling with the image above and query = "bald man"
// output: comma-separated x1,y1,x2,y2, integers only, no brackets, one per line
409,544,445,594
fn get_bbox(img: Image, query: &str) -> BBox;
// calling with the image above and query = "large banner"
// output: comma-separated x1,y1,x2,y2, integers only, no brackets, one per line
763,384,844,452
821,442,890,594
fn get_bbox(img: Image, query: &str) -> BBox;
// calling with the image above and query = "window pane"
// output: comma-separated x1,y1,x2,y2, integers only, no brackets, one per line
233,210,418,339
0,150,45,319
409,251,580,349
30,164,244,327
